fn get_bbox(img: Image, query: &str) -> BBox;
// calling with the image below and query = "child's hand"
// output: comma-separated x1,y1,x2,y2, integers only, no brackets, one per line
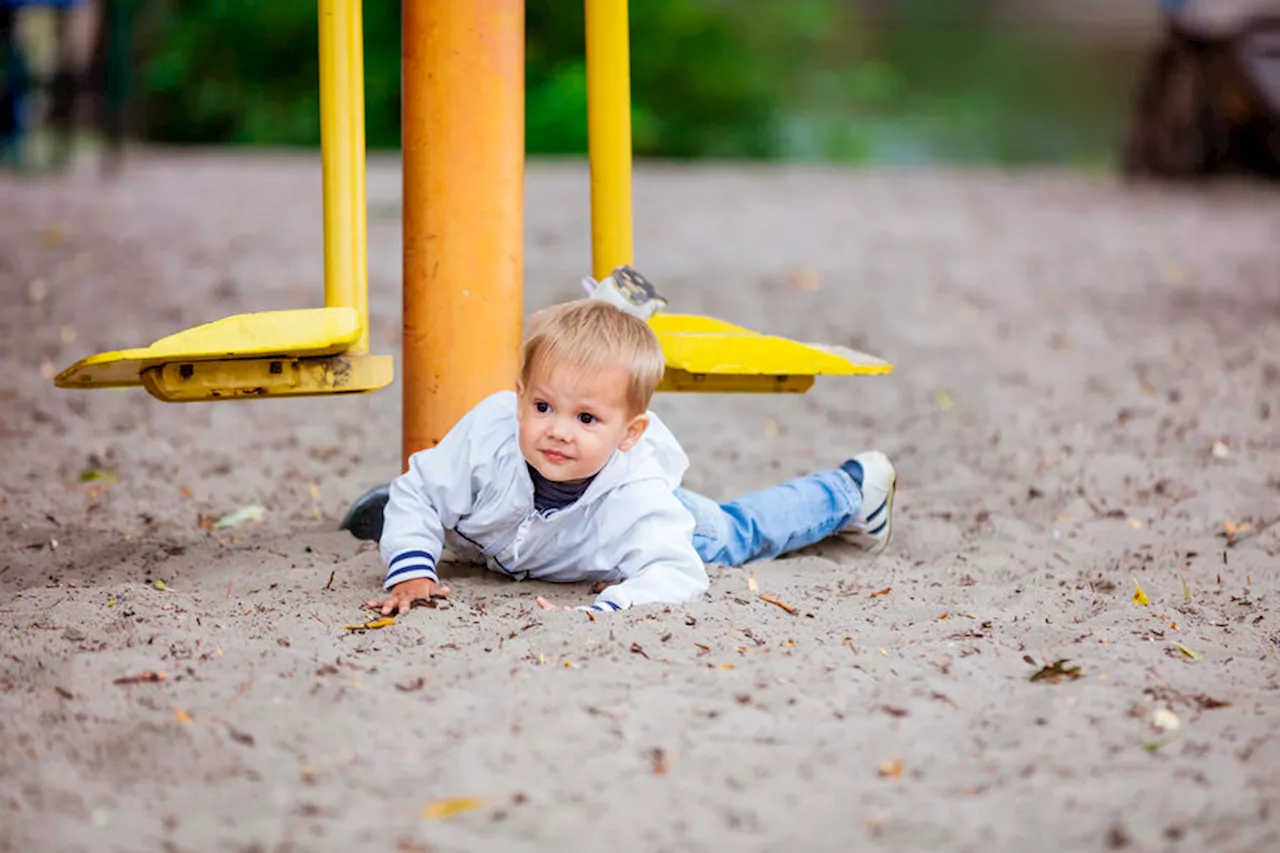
366,577,450,616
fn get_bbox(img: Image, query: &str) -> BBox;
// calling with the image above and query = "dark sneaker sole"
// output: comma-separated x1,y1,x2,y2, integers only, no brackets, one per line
339,483,391,542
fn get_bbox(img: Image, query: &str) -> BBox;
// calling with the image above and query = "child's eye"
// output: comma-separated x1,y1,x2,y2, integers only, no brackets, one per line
577,412,596,425
534,401,551,414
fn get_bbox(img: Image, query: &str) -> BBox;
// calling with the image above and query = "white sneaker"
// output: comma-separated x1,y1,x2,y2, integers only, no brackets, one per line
840,451,896,554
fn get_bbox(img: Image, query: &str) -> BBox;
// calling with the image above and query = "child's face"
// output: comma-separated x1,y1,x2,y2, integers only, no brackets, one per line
516,360,649,483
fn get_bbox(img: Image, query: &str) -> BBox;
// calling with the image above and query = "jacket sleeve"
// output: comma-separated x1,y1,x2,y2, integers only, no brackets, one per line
586,481,709,612
378,398,492,590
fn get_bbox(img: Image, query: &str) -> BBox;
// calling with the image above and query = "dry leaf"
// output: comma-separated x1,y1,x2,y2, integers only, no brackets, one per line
650,747,669,776
1171,642,1202,660
174,708,192,725
869,587,892,598
1132,577,1150,606
422,796,487,820
1151,707,1180,732
1029,660,1083,684
787,268,822,292
877,759,904,779
342,616,395,631
213,504,265,529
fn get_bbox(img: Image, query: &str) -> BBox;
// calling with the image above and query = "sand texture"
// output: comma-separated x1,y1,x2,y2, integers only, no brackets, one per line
2,153,1279,852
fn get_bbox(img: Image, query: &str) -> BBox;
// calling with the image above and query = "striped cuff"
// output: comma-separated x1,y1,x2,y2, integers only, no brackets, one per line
576,600,624,613
384,550,438,590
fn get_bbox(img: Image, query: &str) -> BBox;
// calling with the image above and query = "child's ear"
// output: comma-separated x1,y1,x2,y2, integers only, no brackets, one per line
618,414,650,452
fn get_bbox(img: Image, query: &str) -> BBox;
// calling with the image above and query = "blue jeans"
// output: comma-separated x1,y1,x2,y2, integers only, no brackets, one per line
676,469,862,567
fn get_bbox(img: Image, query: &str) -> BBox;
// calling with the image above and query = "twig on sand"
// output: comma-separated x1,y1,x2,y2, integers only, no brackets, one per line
113,671,166,685
759,594,797,614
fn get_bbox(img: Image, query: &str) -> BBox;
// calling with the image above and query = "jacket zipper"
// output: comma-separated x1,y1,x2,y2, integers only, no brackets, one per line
482,507,536,559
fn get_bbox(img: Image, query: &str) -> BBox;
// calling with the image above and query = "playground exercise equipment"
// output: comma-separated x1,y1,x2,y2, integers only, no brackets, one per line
52,0,891,462
53,0,392,401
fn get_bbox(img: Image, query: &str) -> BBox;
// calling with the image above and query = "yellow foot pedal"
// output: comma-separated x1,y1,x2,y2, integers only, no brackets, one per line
140,354,393,402
54,307,365,391
651,313,892,394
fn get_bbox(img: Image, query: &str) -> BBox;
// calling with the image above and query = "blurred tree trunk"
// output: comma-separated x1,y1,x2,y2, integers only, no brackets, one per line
1123,14,1280,178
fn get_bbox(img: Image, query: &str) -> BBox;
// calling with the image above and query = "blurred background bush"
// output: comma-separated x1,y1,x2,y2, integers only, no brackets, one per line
2,0,1171,168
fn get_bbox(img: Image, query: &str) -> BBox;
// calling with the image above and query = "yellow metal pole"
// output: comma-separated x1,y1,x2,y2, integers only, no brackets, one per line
585,0,634,280
402,0,525,465
318,0,370,354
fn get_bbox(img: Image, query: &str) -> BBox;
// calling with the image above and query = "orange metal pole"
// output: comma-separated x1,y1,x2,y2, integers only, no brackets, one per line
402,1,525,466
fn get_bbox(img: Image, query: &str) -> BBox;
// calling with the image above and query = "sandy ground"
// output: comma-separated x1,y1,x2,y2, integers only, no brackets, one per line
2,152,1279,853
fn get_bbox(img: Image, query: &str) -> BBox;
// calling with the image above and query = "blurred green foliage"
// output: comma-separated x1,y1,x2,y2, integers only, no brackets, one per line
134,0,1142,165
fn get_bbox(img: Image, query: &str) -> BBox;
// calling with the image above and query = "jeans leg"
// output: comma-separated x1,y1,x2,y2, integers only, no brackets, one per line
676,469,862,567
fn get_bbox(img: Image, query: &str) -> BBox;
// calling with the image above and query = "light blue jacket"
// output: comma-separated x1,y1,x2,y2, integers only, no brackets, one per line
379,391,708,611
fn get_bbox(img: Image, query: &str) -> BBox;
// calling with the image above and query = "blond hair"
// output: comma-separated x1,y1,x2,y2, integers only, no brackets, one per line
520,299,665,414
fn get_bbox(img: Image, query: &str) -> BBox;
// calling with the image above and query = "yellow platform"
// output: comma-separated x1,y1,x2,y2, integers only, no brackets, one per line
54,307,393,402
53,306,886,401
652,313,891,393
